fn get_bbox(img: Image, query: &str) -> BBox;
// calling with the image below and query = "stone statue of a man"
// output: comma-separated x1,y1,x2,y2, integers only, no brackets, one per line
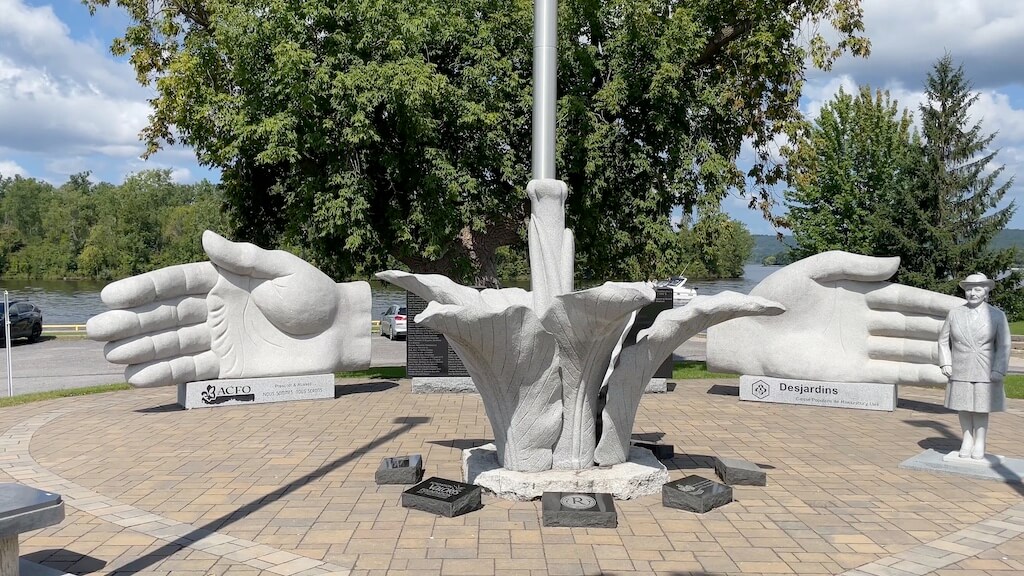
938,273,1011,460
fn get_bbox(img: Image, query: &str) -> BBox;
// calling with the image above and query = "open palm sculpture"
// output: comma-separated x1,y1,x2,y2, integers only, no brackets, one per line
88,231,371,387
379,179,784,472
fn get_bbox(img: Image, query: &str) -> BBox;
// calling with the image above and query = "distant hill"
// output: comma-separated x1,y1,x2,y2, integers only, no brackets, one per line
749,234,796,263
749,229,1024,264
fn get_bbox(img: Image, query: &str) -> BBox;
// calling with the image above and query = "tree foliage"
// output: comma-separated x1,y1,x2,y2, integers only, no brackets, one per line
784,86,918,259
783,56,1021,319
892,55,1017,299
83,0,869,285
0,170,231,280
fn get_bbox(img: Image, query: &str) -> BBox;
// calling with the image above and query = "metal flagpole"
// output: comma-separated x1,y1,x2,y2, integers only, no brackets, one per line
4,290,11,397
532,0,557,179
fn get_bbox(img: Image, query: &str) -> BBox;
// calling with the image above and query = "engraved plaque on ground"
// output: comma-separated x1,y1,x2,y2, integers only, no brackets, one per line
177,374,334,409
541,492,617,528
406,293,468,378
740,375,896,412
663,475,732,513
401,477,482,517
375,454,424,485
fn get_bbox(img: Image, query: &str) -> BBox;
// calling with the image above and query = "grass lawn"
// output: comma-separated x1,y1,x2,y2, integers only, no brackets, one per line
336,366,406,379
0,383,130,408
1005,374,1024,399
672,361,735,380
1011,321,1024,336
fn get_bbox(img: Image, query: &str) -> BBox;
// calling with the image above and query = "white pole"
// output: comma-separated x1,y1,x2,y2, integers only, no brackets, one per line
532,0,557,179
4,291,11,397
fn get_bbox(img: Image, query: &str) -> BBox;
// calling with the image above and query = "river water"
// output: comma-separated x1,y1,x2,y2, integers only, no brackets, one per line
0,264,779,325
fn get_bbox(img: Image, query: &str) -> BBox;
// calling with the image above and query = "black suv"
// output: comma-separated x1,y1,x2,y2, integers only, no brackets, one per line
1,300,42,345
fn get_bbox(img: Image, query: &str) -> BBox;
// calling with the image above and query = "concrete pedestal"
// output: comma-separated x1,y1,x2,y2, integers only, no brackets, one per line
462,443,668,501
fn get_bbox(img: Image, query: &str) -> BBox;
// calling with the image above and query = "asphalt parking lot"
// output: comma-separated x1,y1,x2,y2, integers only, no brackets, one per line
0,334,410,397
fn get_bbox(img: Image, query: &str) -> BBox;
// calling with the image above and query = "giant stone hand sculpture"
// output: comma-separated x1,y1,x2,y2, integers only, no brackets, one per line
87,231,371,387
707,251,964,386
379,179,784,472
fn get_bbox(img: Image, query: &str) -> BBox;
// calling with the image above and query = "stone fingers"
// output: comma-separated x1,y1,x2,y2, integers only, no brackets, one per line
867,310,945,339
99,262,217,309
103,324,212,365
866,283,963,316
86,296,208,341
124,351,221,387
867,335,939,364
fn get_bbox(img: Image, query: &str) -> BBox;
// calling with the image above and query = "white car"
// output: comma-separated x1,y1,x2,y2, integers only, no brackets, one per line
380,305,408,340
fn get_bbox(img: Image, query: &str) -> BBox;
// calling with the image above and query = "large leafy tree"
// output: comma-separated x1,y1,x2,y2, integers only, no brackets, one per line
83,0,869,285
893,55,1017,303
784,86,919,258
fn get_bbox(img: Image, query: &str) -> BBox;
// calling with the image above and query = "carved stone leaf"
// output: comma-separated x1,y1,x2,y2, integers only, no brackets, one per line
594,292,785,465
416,301,562,473
542,282,655,470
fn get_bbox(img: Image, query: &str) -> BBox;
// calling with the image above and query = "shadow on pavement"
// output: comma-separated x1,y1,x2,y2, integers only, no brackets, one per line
335,381,398,397
24,549,106,575
108,415,430,575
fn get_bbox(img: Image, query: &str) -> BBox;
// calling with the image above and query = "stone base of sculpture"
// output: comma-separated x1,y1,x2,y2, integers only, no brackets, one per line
740,375,896,411
462,443,669,501
899,449,1023,483
178,374,334,409
411,377,476,393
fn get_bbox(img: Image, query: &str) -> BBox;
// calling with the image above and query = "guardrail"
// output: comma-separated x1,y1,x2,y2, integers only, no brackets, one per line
44,321,385,334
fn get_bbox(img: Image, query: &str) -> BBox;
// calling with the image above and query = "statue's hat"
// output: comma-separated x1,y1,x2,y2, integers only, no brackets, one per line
959,273,995,290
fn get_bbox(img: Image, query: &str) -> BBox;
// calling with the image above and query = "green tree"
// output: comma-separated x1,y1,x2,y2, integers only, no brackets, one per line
84,0,869,285
783,86,918,259
892,55,1017,307
673,216,753,279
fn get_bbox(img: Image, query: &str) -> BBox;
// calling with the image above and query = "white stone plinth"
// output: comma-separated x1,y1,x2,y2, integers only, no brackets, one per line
178,374,334,409
740,375,896,411
900,449,1024,483
411,377,476,393
462,443,669,501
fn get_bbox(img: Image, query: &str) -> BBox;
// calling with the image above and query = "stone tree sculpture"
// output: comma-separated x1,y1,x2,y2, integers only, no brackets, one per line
378,180,784,473
379,0,783,478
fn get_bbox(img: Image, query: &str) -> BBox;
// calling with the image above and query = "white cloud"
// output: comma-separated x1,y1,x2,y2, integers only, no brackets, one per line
169,167,192,183
0,159,26,178
0,0,159,168
818,1,1024,89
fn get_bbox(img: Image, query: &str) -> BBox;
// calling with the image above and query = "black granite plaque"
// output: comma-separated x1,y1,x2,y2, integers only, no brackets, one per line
375,454,424,485
401,477,481,517
621,287,674,378
406,293,469,378
663,475,732,513
714,456,767,486
631,441,674,460
542,492,617,528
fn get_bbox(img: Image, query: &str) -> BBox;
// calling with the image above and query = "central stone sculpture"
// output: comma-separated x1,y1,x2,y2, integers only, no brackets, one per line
378,179,784,475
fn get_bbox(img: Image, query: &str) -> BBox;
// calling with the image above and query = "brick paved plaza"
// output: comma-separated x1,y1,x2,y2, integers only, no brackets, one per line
3,377,1024,575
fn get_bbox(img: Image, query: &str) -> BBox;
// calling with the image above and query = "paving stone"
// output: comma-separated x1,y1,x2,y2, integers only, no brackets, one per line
714,456,768,486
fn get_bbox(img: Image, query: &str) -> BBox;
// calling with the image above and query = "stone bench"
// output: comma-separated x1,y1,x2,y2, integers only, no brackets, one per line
0,484,64,576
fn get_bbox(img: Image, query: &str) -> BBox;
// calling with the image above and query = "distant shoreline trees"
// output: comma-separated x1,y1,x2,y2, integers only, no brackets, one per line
0,170,231,280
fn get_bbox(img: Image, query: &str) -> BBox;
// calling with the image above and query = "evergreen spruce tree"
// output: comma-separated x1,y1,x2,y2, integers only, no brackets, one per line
891,55,1017,310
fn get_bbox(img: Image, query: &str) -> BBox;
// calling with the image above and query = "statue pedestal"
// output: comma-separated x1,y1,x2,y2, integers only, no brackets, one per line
462,444,668,501
899,449,1024,483
177,374,334,409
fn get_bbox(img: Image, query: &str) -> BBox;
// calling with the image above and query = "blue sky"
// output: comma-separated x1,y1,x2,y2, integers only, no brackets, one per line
3,0,1024,234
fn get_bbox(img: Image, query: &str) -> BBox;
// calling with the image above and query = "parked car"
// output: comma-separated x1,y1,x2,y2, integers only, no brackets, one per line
0,300,42,345
380,305,408,340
